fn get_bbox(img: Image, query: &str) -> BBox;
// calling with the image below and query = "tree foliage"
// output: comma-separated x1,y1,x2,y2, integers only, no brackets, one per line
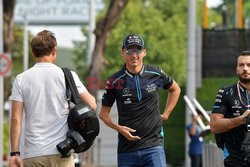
107,0,187,85
72,26,89,79
209,0,250,29
87,0,129,98
74,0,187,86
196,0,222,28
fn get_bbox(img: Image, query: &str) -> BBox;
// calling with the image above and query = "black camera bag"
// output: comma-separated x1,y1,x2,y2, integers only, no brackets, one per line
62,68,100,153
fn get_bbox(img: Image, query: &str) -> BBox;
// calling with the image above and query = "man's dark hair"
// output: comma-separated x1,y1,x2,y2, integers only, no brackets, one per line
239,50,250,57
31,30,57,58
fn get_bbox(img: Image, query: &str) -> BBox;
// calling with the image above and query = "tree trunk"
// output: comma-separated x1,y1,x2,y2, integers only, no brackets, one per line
88,0,129,97
3,0,16,53
3,0,16,101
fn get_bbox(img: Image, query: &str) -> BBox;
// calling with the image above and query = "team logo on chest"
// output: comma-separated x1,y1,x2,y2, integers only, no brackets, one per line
146,83,157,92
122,88,132,97
232,99,242,109
122,88,133,104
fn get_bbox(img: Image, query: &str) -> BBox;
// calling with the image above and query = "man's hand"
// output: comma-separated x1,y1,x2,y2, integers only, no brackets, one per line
118,126,141,141
240,110,250,124
9,156,23,167
161,113,169,121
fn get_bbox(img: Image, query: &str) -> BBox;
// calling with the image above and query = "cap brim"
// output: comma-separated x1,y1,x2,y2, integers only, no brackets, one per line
123,43,144,49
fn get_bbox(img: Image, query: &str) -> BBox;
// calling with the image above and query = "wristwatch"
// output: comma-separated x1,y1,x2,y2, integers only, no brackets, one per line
10,151,20,156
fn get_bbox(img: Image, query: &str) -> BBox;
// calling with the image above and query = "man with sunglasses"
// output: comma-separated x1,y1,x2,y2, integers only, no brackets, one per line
99,34,181,167
210,51,250,167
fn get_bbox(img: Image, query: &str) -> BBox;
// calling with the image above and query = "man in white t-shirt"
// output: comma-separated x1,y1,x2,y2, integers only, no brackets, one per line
9,30,97,167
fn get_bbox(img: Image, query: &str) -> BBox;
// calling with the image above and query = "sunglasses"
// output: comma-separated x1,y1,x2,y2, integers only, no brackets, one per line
125,48,143,55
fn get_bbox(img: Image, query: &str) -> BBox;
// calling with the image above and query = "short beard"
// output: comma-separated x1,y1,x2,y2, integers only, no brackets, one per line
239,76,250,84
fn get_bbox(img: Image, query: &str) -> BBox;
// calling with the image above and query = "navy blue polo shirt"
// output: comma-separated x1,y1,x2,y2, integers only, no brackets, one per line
102,64,173,153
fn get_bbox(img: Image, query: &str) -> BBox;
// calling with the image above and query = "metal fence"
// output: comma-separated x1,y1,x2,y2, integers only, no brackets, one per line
202,29,250,77
202,143,224,167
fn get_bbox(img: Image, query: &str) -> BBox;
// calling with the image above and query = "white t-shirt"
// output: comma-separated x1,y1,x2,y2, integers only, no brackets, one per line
10,63,87,159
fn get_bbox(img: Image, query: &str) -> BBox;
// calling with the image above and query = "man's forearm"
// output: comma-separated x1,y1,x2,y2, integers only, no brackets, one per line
10,116,22,151
79,92,97,111
163,88,180,118
210,116,245,133
10,101,23,152
190,123,197,136
99,112,121,132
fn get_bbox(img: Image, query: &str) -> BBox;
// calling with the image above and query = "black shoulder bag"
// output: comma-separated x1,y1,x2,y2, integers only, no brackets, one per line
57,68,100,157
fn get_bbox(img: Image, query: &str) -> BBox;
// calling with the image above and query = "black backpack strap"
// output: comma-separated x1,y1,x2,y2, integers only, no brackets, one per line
62,68,82,104
63,72,71,108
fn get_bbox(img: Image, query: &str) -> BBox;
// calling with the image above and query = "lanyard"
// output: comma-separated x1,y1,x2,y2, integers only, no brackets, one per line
237,81,250,110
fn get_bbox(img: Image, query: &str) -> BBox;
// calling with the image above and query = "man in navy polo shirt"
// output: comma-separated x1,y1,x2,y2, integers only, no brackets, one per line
210,51,250,167
99,34,181,167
